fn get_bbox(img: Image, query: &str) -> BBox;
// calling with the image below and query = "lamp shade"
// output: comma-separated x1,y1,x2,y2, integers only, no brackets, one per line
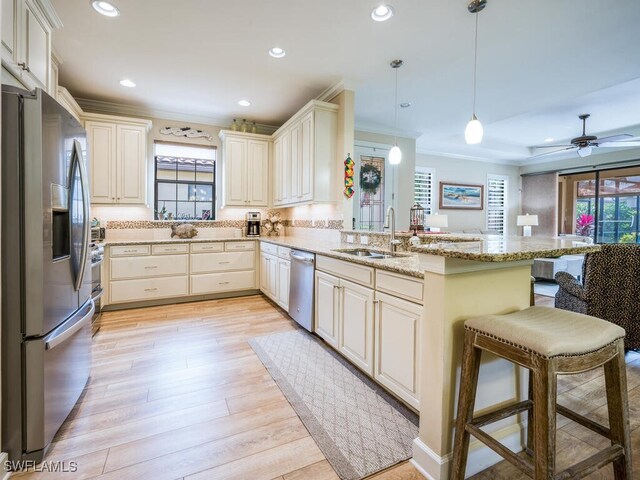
517,214,539,226
425,213,449,228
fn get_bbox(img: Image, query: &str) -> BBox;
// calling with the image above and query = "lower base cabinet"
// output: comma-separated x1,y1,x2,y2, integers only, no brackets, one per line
110,276,189,303
191,270,255,295
314,261,422,410
314,271,340,348
374,291,421,410
339,280,374,375
259,243,291,311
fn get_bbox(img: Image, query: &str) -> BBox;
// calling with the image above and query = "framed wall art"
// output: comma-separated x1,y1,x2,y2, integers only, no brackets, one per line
439,182,484,210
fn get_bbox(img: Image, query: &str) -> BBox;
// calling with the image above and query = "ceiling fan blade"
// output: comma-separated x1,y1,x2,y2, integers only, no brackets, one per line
531,147,576,158
531,144,574,149
597,141,640,148
594,134,633,144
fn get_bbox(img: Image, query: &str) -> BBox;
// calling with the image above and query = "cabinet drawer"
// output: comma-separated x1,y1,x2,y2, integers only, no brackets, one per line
375,270,424,305
260,241,278,255
225,241,255,251
190,243,225,253
110,276,188,303
316,255,374,288
110,255,188,280
191,271,255,295
190,251,255,274
277,246,291,259
110,245,150,257
152,244,189,255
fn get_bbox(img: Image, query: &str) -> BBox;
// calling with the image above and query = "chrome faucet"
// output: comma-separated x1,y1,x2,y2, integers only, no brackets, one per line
384,206,401,252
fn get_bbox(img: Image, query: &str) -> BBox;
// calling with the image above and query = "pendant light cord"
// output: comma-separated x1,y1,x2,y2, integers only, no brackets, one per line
472,12,479,115
394,65,399,145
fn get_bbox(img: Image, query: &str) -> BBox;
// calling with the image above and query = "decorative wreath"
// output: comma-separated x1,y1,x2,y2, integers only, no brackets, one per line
360,164,382,193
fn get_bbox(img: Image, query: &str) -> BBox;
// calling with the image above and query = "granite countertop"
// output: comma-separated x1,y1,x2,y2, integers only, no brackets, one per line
411,235,601,262
258,237,429,279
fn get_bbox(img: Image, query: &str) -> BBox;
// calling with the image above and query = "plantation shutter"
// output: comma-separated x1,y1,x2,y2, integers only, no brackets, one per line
414,167,435,214
486,175,508,234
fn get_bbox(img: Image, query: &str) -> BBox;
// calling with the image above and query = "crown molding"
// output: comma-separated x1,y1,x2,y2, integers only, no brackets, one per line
75,97,279,134
34,0,63,29
415,147,521,166
316,79,358,102
355,121,422,140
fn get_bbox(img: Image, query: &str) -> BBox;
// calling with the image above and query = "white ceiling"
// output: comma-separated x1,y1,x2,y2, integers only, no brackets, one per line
51,0,640,164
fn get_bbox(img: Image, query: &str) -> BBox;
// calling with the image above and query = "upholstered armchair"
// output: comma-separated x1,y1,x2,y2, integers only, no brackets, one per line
555,244,640,350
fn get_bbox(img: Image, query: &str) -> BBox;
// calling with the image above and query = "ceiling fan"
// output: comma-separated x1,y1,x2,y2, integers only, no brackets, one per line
532,114,640,158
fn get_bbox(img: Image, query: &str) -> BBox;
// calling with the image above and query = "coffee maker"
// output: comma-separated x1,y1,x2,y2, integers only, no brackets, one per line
246,212,261,237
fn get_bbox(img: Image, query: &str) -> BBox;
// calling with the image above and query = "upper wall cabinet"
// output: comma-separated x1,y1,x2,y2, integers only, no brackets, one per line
84,113,152,205
272,100,338,207
1,0,62,93
219,131,271,208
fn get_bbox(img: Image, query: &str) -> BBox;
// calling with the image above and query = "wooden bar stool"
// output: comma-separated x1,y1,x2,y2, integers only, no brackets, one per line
450,306,632,480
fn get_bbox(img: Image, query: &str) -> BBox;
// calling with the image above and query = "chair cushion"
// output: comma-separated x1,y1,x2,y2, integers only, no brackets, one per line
465,306,625,358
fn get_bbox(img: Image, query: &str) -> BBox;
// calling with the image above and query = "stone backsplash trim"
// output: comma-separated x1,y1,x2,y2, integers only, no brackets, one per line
106,218,344,230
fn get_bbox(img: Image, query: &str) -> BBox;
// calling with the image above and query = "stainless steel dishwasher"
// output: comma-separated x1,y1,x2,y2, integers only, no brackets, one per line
288,249,315,331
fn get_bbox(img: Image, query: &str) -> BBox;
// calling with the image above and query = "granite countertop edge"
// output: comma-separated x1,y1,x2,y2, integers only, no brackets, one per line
411,244,601,261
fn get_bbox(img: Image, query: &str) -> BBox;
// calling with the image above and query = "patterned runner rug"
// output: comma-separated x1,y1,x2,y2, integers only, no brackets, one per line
249,330,419,480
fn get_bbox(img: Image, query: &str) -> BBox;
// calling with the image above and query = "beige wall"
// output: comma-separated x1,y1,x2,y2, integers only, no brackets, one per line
521,173,559,236
416,153,521,235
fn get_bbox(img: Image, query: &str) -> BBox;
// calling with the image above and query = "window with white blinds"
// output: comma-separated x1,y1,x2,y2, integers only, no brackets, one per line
415,167,435,214
486,174,508,235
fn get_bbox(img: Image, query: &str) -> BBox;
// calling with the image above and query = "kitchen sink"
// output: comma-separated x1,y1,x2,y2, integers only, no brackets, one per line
332,248,407,259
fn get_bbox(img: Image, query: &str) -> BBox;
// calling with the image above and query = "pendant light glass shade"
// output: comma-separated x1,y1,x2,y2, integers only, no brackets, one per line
465,114,483,145
389,145,402,165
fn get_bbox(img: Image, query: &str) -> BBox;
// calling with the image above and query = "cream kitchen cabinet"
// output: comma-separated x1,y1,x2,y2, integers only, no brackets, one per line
314,270,374,374
315,254,423,408
105,241,258,306
1,0,61,92
314,270,340,349
259,242,290,310
272,100,338,207
219,131,271,207
84,113,152,205
374,291,422,410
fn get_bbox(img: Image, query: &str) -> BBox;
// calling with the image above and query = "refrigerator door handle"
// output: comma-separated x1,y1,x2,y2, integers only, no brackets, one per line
44,299,95,350
71,140,90,292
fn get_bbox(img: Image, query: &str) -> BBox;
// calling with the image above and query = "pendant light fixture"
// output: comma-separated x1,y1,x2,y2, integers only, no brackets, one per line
465,0,486,145
389,59,403,165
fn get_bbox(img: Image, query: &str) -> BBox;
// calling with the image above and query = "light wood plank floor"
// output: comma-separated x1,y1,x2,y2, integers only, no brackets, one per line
14,293,637,479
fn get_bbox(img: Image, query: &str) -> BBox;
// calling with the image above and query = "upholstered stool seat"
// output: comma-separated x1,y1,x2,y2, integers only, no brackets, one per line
465,306,625,357
451,306,632,480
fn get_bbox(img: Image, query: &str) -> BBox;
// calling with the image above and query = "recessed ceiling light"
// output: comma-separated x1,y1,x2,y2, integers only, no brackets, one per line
400,102,411,108
544,137,555,143
119,79,136,88
268,47,286,58
91,0,120,17
371,5,394,21
238,100,251,107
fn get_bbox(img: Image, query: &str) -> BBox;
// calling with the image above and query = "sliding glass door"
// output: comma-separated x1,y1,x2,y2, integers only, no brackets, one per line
567,166,640,244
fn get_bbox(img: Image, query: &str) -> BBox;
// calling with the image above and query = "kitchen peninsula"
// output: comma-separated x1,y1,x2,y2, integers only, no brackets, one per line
98,225,599,478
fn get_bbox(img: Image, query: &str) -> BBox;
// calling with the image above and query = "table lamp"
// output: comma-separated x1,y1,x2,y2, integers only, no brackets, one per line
517,213,539,237
425,213,448,233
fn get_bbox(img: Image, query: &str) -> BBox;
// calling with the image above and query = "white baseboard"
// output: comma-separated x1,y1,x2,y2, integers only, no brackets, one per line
411,421,526,479
0,453,10,480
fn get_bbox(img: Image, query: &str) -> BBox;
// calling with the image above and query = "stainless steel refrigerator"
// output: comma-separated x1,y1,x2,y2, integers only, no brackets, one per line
1,86,94,462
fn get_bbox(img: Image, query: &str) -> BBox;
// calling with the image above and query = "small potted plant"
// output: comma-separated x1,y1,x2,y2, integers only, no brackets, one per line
156,206,167,221
576,213,594,237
